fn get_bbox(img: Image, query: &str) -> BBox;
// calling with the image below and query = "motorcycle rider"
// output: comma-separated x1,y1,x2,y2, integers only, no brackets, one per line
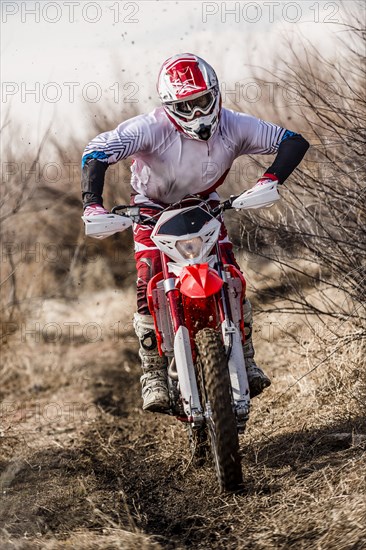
81,53,309,412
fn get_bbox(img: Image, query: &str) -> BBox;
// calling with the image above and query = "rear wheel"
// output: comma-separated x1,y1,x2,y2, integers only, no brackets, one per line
195,328,243,492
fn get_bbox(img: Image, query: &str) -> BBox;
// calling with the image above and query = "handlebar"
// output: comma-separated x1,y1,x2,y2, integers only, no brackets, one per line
111,204,163,214
111,204,165,226
110,196,238,225
84,185,279,239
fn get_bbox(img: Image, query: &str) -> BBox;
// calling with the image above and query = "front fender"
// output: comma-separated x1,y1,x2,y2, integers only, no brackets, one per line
179,264,223,298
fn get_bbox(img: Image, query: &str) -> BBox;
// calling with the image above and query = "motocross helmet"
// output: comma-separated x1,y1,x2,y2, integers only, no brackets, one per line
157,53,221,141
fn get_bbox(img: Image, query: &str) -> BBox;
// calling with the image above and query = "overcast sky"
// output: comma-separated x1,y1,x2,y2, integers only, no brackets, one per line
1,0,362,151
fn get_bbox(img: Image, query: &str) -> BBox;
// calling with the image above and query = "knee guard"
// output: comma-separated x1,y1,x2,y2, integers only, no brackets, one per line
133,313,167,372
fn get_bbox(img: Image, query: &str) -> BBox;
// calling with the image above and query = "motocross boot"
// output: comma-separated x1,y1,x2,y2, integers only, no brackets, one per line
133,313,170,412
243,299,271,398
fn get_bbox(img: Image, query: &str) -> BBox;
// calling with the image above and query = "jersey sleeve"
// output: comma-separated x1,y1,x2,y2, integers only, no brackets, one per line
81,114,151,168
81,114,155,208
228,111,288,156
225,109,309,184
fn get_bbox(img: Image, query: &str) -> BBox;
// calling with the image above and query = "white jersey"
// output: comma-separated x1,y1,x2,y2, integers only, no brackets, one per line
82,107,287,205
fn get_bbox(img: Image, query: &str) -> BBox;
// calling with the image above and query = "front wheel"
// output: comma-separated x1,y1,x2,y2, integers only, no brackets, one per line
195,328,243,492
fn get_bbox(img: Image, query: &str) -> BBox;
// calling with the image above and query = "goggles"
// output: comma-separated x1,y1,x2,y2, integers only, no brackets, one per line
169,90,216,120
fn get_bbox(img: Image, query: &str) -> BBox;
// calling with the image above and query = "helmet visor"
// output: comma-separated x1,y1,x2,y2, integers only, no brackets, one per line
170,91,216,120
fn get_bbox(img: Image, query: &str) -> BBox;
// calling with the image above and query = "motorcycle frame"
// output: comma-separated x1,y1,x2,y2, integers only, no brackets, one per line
147,234,250,430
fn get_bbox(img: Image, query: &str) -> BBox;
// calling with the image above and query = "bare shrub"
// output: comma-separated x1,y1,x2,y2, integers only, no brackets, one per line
225,13,365,342
0,105,140,341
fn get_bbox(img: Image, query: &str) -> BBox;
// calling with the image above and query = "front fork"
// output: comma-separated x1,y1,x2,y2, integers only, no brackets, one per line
161,254,204,426
215,244,250,430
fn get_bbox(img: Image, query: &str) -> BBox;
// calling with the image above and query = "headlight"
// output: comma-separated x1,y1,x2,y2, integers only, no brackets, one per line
176,237,203,259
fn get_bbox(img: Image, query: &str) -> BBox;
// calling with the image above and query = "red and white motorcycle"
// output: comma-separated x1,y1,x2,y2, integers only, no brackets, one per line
82,181,279,492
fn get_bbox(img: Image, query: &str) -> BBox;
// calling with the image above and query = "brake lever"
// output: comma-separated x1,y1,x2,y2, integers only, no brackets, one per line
212,196,238,217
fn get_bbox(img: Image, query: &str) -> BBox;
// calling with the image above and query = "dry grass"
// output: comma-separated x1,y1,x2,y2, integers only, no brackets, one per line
1,530,163,550
1,284,365,549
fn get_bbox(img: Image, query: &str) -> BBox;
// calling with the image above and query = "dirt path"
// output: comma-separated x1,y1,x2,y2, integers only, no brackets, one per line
1,291,365,549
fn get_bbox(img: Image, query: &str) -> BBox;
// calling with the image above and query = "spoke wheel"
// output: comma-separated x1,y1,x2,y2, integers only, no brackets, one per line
195,328,243,492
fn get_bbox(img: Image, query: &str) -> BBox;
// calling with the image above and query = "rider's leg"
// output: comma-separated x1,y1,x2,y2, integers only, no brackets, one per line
133,312,170,412
133,220,170,412
219,239,271,398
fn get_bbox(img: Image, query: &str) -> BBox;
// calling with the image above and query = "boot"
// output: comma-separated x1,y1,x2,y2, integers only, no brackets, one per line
133,313,170,412
243,299,271,398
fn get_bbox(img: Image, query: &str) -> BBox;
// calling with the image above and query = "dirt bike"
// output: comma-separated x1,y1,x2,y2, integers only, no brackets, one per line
82,181,280,492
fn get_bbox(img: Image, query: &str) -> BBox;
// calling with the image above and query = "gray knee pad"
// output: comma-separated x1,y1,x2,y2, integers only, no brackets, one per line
133,313,166,370
133,313,157,352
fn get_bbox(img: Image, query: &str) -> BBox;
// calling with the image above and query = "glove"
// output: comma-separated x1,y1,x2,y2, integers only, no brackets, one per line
255,173,279,187
84,204,109,216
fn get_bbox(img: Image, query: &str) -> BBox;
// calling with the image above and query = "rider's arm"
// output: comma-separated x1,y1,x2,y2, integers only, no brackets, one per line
230,111,309,184
81,114,149,208
262,130,310,184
